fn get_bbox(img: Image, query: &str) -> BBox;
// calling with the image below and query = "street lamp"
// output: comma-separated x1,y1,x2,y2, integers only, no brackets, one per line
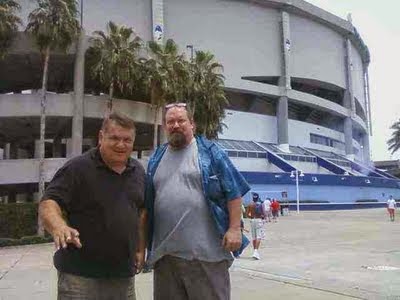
290,170,304,213
360,145,364,162
186,44,194,60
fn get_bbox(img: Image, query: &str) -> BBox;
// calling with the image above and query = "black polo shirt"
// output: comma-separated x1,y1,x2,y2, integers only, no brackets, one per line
42,147,145,278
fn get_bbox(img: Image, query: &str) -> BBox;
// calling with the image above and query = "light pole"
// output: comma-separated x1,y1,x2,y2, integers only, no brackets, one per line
290,170,304,213
186,44,194,60
360,145,364,162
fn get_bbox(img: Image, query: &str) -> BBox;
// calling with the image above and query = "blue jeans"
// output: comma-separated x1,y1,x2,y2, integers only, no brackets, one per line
57,272,136,300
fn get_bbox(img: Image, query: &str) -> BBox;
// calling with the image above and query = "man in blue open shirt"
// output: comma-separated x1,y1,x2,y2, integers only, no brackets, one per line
145,103,250,300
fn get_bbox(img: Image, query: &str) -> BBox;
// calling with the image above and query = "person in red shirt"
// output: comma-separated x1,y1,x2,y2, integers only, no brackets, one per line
271,199,280,222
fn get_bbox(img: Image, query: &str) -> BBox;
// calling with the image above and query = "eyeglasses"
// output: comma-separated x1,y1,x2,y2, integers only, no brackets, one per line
105,135,134,145
165,102,187,109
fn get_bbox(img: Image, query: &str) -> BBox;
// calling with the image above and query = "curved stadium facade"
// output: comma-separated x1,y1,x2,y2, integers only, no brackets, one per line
1,0,399,205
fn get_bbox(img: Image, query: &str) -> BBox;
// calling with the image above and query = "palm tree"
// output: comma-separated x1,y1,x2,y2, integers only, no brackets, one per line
25,0,79,234
90,21,143,112
188,50,228,139
0,0,22,59
145,39,190,148
388,119,400,155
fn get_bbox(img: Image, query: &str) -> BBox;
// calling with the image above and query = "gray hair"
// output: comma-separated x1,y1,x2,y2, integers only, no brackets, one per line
101,111,136,132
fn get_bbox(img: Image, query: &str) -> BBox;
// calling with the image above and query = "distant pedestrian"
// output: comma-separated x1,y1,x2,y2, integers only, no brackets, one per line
271,199,280,222
247,193,265,260
387,195,397,222
263,198,272,222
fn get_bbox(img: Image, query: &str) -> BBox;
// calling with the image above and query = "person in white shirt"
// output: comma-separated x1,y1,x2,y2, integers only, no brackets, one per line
387,195,397,222
263,198,272,222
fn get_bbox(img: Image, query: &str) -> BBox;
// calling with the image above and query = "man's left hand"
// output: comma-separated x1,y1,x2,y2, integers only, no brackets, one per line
222,227,242,252
135,250,145,274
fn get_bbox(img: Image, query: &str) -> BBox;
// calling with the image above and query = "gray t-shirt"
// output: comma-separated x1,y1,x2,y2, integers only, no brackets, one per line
149,139,232,265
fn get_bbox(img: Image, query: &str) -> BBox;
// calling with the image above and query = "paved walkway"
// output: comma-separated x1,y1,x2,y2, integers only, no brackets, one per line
1,209,400,299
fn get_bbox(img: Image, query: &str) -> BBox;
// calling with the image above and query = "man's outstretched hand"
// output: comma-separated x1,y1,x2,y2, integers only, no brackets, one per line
52,225,82,250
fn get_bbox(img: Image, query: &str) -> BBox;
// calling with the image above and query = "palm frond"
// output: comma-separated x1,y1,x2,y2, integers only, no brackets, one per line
387,119,400,154
25,0,80,52
0,0,22,58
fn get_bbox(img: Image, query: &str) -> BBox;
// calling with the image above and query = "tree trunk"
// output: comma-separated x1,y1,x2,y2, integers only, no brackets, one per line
37,46,50,237
107,82,114,113
153,106,159,149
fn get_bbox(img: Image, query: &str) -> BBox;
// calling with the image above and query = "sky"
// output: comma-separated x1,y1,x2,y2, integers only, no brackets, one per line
306,0,400,161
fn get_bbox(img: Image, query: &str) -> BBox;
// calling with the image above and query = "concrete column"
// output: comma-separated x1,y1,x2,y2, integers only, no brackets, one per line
343,37,355,158
279,11,291,90
52,137,62,157
277,96,289,152
362,134,371,165
152,0,164,43
4,143,10,159
345,39,356,116
8,186,16,203
66,138,73,158
365,68,373,136
34,139,40,158
343,87,353,160
16,193,27,202
344,117,353,160
71,29,86,157
10,142,19,159
277,10,291,152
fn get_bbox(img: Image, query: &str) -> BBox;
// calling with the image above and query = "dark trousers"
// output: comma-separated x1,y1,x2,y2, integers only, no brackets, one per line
57,272,136,300
154,255,231,300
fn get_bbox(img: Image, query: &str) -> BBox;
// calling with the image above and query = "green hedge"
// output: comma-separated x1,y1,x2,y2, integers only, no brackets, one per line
0,203,38,239
0,235,52,247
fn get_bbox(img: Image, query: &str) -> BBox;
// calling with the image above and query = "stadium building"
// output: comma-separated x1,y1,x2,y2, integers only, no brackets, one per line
1,0,399,206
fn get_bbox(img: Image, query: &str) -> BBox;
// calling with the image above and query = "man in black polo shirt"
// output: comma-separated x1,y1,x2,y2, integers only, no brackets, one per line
39,111,146,300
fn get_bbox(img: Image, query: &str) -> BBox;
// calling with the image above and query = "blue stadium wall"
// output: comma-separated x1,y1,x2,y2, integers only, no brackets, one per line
240,172,400,204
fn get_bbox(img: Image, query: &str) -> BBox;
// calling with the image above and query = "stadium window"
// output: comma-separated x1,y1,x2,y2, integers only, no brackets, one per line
247,152,258,158
310,133,345,150
257,152,267,158
227,151,238,157
238,151,247,158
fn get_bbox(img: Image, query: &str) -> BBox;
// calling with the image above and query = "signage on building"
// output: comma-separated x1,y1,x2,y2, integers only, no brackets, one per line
154,24,163,42
285,38,291,52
